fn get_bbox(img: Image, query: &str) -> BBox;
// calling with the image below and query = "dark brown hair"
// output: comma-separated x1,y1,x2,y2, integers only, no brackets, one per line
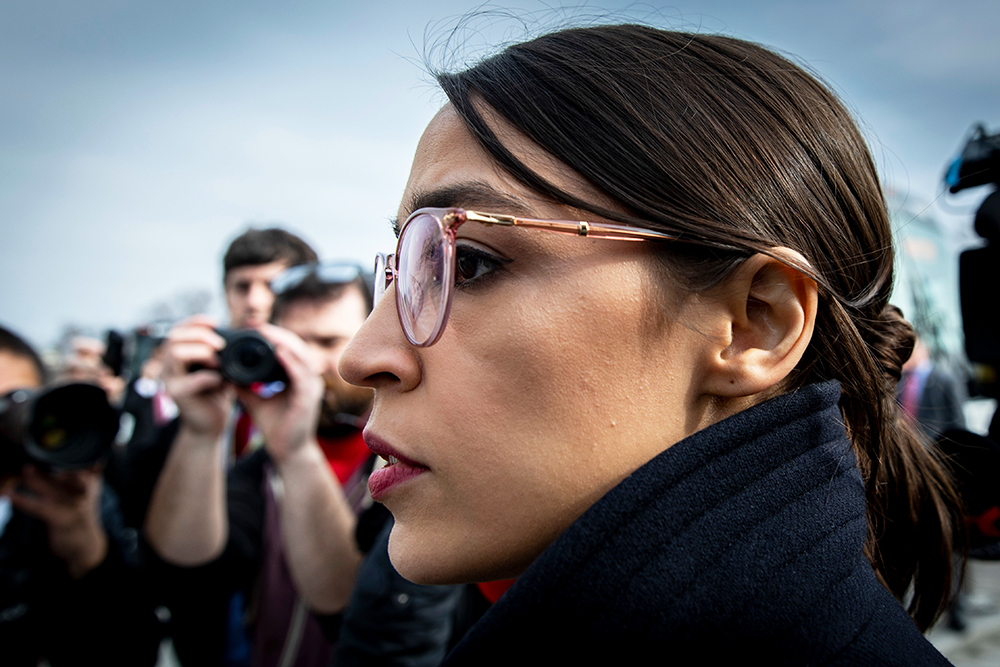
436,24,961,630
222,227,318,283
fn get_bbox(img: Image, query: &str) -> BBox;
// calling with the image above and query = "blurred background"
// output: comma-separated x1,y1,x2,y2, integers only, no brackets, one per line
1,0,997,360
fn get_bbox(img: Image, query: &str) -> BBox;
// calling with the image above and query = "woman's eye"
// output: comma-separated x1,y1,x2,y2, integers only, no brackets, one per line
454,245,508,287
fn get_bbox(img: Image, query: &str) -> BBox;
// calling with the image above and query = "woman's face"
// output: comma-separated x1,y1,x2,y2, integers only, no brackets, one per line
340,105,729,585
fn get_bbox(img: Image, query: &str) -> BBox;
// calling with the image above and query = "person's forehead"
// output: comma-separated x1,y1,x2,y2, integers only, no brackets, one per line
275,287,368,336
400,107,513,215
0,351,42,394
225,260,289,285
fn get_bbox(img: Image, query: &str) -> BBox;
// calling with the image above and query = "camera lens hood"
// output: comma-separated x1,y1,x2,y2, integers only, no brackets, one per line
23,383,119,469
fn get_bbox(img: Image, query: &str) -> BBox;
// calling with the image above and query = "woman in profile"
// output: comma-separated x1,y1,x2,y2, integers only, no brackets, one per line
341,24,960,665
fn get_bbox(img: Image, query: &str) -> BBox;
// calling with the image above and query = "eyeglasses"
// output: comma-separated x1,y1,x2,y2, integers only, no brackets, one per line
270,261,366,296
375,207,676,347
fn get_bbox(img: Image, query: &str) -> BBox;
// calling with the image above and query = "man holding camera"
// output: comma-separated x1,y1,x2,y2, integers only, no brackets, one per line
222,228,319,462
145,263,374,667
0,325,161,666
113,227,319,531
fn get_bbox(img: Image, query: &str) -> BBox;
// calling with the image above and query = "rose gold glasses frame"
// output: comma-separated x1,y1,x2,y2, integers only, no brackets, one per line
376,207,678,347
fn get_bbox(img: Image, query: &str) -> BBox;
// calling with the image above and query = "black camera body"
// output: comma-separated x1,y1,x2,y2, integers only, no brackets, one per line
949,124,1000,369
0,383,120,477
214,329,288,388
947,124,1000,194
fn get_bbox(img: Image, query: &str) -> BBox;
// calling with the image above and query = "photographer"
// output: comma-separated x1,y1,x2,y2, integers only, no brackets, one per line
222,228,318,463
145,264,374,667
0,325,161,666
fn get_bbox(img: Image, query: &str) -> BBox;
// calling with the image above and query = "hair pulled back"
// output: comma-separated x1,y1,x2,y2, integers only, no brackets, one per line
436,24,961,629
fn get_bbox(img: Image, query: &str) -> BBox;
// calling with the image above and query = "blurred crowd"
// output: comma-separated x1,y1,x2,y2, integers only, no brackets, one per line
0,227,504,667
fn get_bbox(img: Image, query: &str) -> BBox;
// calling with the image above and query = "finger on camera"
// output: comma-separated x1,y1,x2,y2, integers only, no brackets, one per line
50,466,102,489
275,343,321,390
167,322,227,351
166,342,222,371
256,324,311,359
19,466,76,502
261,325,321,376
8,489,55,520
172,314,221,331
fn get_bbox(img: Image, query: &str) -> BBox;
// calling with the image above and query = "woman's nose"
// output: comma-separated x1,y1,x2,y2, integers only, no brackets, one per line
339,289,422,394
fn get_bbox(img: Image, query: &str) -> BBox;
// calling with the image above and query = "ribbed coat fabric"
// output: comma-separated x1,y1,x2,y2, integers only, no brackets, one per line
442,382,952,666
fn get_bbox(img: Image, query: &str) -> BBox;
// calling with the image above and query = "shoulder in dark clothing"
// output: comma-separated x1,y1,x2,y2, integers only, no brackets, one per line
1,490,162,667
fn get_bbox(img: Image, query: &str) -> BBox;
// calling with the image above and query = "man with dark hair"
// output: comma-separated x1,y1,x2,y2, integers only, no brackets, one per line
146,263,376,667
0,325,161,666
220,228,319,462
223,228,318,329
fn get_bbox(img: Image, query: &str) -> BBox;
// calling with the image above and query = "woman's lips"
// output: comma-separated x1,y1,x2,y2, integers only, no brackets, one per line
368,461,426,500
364,431,428,501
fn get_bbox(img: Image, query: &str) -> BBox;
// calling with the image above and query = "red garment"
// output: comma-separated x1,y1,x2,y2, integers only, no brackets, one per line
233,409,254,459
476,579,516,603
318,430,372,484
233,412,370,485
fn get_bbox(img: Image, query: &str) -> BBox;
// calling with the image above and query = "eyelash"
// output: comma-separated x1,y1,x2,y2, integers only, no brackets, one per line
454,244,509,289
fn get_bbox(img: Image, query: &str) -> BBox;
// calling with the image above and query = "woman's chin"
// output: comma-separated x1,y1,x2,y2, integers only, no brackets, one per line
386,530,464,585
386,524,524,586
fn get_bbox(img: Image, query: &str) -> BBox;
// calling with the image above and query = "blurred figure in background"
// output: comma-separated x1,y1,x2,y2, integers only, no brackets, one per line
59,335,126,405
113,227,319,530
223,228,318,463
110,337,178,530
897,336,967,441
145,263,374,667
0,325,161,666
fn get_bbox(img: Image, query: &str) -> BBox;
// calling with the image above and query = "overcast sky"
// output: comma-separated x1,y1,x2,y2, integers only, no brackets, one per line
2,0,998,350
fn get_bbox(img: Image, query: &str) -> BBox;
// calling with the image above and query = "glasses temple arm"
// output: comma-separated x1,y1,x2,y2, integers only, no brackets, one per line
464,211,676,242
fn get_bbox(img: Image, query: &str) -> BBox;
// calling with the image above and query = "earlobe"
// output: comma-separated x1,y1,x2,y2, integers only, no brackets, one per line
705,248,818,398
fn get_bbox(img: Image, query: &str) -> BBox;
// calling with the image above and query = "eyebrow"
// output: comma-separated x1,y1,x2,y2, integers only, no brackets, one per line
390,182,535,235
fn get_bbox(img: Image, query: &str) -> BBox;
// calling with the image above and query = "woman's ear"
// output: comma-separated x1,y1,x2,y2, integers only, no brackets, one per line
702,248,818,398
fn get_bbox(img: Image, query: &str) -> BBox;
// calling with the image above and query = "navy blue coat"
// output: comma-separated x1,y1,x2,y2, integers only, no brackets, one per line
443,382,952,665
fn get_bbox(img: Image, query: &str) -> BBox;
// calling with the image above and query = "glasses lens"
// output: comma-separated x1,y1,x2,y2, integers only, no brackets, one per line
396,212,450,345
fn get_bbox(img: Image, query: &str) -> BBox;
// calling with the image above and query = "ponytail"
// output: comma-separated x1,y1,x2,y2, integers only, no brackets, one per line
845,304,963,630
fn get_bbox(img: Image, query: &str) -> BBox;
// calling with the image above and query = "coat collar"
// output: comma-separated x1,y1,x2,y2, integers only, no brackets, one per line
445,382,936,664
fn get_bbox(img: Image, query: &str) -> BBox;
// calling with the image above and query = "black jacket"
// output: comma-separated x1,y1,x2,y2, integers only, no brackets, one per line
0,488,162,666
443,382,952,666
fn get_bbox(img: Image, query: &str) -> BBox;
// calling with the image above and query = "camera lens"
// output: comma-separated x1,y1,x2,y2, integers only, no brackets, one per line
24,384,119,469
217,330,286,387
236,340,267,372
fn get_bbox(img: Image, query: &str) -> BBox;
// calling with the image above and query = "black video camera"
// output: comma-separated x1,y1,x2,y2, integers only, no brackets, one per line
0,383,120,478
946,124,1000,194
202,329,288,390
949,124,1000,370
